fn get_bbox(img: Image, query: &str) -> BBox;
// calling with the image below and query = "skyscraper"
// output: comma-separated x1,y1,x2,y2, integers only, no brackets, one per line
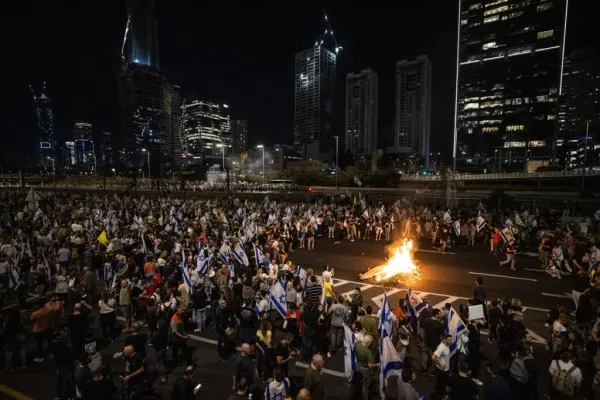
124,0,159,69
231,120,248,155
118,64,172,167
181,99,231,163
456,0,568,171
345,69,379,158
171,85,184,166
392,56,432,165
30,82,56,168
294,44,336,158
100,132,114,166
73,121,95,169
558,48,600,168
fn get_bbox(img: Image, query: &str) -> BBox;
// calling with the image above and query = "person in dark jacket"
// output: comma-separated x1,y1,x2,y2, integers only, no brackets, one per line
171,365,200,400
483,363,512,400
52,328,76,400
151,320,169,383
191,284,208,332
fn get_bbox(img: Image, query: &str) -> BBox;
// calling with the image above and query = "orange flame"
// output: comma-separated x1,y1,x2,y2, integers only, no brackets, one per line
373,239,419,282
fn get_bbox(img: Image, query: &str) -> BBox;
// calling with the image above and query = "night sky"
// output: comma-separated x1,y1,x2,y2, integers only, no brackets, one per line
1,0,598,167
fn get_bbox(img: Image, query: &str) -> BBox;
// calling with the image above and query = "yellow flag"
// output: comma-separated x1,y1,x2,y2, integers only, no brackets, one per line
97,230,108,245
353,195,357,205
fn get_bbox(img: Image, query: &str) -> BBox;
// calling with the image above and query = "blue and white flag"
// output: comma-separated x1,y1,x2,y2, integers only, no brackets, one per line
197,247,209,274
267,280,287,317
443,211,452,224
233,242,249,266
343,324,356,383
219,243,231,264
181,258,193,294
406,289,426,317
445,306,467,356
254,244,268,268
476,216,486,232
8,266,20,289
296,266,307,288
265,377,290,400
170,207,179,232
379,290,393,338
379,336,403,399
320,279,327,311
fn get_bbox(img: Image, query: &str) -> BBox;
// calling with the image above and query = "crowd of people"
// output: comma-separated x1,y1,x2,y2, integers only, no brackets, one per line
0,188,598,400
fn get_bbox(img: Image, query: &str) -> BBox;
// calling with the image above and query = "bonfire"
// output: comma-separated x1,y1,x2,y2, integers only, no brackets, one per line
359,239,420,284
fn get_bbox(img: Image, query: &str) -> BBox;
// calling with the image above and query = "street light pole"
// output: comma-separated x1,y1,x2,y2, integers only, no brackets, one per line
333,136,339,189
222,147,225,170
147,150,151,180
582,121,590,191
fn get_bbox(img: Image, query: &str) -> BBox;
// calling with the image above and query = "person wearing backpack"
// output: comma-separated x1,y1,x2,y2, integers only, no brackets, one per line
509,347,534,399
548,351,582,399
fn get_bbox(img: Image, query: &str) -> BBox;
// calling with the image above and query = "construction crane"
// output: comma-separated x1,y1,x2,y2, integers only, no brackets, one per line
121,15,132,63
322,12,343,54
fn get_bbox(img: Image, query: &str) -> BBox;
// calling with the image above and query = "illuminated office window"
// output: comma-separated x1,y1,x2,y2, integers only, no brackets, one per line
537,30,554,39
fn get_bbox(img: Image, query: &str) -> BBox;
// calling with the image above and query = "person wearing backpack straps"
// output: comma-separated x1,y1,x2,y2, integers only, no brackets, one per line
509,346,536,400
548,351,582,399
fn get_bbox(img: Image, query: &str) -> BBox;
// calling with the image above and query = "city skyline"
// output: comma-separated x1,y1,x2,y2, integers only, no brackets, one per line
2,1,599,168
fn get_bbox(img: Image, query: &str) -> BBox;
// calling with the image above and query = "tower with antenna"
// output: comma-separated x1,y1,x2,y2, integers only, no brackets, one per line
30,82,56,168
293,12,342,160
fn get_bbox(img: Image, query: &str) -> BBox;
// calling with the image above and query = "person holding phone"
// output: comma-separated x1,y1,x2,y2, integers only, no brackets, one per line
171,365,201,400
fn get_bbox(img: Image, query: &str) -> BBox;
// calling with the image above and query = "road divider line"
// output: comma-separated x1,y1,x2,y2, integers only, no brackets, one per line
542,292,571,299
372,289,402,308
432,296,461,310
0,385,35,400
468,272,537,282
416,249,456,255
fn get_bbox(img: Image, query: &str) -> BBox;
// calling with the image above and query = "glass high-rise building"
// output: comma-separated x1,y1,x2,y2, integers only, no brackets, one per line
345,69,379,157
73,121,94,169
231,120,248,155
30,82,56,168
456,0,568,171
294,44,336,158
101,132,114,166
393,56,432,166
171,84,184,166
181,99,231,163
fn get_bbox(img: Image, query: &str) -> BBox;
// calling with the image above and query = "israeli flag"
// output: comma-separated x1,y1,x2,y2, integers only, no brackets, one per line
362,210,369,219
500,227,515,243
476,216,486,232
443,211,452,224
181,258,193,294
320,279,328,311
267,213,277,226
453,220,461,236
445,306,467,356
221,214,230,229
343,324,356,383
8,266,20,289
169,207,178,228
406,289,426,317
197,247,209,274
267,280,287,317
379,290,393,338
219,243,231,264
232,242,249,266
379,336,403,399
254,244,268,268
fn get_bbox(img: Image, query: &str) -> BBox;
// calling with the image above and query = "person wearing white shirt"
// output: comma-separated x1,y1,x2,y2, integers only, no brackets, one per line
548,352,582,396
432,334,453,398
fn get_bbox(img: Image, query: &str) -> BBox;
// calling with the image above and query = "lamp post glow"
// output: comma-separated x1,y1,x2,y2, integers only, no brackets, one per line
257,145,265,184
141,149,150,180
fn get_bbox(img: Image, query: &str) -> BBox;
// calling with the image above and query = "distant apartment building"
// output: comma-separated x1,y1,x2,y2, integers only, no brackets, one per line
231,120,248,155
345,69,379,158
391,55,432,166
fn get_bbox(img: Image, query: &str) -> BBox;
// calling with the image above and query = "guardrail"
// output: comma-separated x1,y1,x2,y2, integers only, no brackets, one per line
401,169,600,181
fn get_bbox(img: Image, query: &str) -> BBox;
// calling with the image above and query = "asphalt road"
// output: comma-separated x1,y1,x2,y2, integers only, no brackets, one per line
0,236,577,400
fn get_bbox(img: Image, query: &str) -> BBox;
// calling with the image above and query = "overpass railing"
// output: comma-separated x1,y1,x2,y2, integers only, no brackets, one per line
401,169,600,181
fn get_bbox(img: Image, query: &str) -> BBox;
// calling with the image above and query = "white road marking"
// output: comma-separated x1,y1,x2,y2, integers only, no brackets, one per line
523,268,546,273
416,249,456,255
526,329,548,345
333,279,349,287
541,292,571,299
432,296,461,310
372,288,403,308
340,284,374,299
468,272,537,282
521,306,550,313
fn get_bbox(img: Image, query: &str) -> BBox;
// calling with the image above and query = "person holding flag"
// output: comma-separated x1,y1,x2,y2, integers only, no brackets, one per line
431,333,453,398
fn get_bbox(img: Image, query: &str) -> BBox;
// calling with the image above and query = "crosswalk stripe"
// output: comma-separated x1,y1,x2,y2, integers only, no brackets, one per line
372,288,402,308
541,292,571,299
333,279,349,287
431,296,461,311
340,284,374,299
